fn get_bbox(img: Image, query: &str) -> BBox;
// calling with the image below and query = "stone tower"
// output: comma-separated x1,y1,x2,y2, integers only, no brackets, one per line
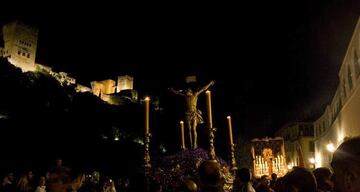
2,21,38,72
117,75,134,92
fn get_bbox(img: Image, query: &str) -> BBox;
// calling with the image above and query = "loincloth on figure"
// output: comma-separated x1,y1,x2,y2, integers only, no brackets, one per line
185,110,204,124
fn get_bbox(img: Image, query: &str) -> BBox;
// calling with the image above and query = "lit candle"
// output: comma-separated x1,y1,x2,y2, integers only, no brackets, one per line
278,156,280,166
265,161,268,174
206,90,213,128
144,97,150,135
252,147,256,177
278,155,281,165
227,116,234,145
281,141,286,158
180,121,185,149
272,160,275,170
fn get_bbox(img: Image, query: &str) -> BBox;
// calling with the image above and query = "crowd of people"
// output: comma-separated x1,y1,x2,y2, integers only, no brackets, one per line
1,136,359,192
175,136,360,192
0,158,130,192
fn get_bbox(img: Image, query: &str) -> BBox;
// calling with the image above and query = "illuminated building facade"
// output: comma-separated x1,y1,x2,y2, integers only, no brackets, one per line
314,18,360,168
0,20,139,106
251,137,287,177
275,122,315,169
91,76,137,104
0,21,78,87
117,75,133,92
2,21,38,72
91,79,116,99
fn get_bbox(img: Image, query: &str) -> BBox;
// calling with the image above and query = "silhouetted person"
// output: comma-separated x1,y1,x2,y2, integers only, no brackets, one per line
280,166,317,192
256,175,274,192
197,160,224,192
313,167,333,192
269,173,277,190
17,171,35,192
47,158,71,192
102,177,116,192
331,136,360,192
273,177,285,192
169,80,215,149
34,176,46,192
232,168,256,192
2,172,16,192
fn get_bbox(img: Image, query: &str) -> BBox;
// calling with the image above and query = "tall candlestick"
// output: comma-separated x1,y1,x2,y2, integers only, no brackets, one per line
143,97,151,175
206,91,213,128
227,116,237,172
205,90,216,161
227,116,234,145
180,121,185,150
145,97,150,135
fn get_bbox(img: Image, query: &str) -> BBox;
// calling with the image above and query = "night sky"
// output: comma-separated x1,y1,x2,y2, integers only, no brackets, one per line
1,1,359,138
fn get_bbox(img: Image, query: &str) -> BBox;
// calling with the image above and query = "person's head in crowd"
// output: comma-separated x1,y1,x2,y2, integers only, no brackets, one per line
38,176,46,187
313,167,333,191
281,166,317,192
198,160,224,192
331,136,360,192
235,168,252,183
260,175,270,186
271,173,277,181
273,176,285,192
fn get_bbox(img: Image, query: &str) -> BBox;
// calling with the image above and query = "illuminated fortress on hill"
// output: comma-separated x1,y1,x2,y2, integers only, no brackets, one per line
0,21,137,104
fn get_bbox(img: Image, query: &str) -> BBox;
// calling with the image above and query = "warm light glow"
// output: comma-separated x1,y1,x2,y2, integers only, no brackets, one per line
337,130,345,144
315,153,322,168
252,138,288,177
326,143,335,152
287,164,293,170
145,97,150,101
309,158,315,164
227,116,231,119
114,137,119,141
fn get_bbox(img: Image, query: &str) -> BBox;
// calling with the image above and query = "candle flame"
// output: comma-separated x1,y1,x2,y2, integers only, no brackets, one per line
144,97,150,101
227,116,231,119
180,121,184,124
206,90,211,94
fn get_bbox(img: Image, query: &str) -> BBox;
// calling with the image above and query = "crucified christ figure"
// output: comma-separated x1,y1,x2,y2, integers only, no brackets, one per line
169,80,215,149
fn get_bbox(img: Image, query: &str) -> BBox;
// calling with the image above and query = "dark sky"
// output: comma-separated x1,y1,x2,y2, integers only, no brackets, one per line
1,1,359,137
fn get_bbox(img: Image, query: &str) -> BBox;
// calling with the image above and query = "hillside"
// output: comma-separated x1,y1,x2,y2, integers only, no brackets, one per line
0,58,145,176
